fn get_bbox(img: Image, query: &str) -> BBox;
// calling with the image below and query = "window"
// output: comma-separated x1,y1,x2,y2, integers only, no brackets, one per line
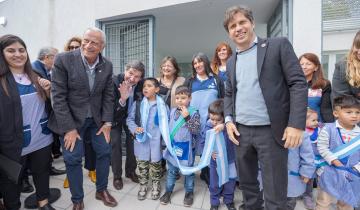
102,17,154,76
322,54,329,78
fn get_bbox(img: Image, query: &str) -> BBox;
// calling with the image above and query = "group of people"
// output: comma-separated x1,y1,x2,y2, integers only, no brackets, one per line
0,4,360,210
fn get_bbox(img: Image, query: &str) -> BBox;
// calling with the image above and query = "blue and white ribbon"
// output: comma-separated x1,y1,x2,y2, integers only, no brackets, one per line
135,96,154,142
155,95,230,186
315,134,360,168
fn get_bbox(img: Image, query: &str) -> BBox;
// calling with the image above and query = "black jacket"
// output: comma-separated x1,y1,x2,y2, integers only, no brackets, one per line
0,73,25,163
112,73,143,126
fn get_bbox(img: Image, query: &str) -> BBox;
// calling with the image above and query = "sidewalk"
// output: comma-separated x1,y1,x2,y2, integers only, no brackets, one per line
19,157,320,210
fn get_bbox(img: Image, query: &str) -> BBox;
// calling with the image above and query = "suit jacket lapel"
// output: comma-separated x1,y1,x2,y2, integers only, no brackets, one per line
229,54,237,91
257,38,268,77
73,49,91,94
92,56,106,94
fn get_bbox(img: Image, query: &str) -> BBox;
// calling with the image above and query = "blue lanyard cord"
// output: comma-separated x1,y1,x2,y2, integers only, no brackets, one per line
337,128,347,144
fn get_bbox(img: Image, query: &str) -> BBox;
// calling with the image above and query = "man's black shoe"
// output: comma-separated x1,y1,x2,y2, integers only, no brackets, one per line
125,172,139,183
22,179,34,193
50,167,66,176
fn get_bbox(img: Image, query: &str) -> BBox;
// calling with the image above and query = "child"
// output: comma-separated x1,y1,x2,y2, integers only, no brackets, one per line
316,95,360,209
286,109,316,210
302,109,320,209
205,99,237,210
160,85,201,207
126,78,167,201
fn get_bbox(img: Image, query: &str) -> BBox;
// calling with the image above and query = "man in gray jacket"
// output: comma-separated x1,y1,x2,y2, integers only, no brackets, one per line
49,27,117,210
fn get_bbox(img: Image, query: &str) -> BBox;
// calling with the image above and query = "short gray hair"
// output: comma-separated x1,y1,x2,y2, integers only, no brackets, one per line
84,27,106,45
125,60,145,78
38,47,58,60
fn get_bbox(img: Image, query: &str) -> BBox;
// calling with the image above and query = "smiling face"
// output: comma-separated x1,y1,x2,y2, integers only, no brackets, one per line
227,12,255,51
81,30,104,64
3,41,28,71
193,58,206,76
124,68,143,86
217,46,229,61
161,60,176,78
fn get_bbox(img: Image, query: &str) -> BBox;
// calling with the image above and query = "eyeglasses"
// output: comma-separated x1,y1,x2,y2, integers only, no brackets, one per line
69,46,80,50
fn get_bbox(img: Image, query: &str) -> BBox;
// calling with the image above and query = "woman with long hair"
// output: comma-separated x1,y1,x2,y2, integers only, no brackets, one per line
0,34,54,210
211,42,233,82
332,30,360,99
299,53,334,123
184,52,224,188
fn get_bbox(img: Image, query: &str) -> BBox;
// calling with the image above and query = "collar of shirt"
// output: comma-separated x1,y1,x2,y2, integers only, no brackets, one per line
236,36,258,54
335,120,360,132
80,50,99,70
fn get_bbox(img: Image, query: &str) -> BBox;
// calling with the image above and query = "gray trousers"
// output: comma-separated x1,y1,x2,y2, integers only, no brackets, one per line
236,124,288,210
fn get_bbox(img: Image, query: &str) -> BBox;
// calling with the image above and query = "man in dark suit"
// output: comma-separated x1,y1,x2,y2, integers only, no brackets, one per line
222,6,308,210
49,28,117,210
111,60,144,190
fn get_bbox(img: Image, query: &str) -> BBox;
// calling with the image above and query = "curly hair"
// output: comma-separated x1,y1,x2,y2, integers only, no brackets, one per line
346,30,360,87
64,36,82,52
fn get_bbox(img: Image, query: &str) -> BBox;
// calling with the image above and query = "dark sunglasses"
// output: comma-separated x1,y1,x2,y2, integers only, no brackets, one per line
68,46,80,50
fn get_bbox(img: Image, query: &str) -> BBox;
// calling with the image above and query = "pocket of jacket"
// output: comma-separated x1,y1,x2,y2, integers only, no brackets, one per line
23,125,31,148
39,118,51,135
172,141,190,160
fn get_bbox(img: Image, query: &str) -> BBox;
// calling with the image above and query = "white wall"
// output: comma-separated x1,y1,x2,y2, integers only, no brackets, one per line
292,0,322,57
94,0,199,20
323,30,357,52
0,0,95,60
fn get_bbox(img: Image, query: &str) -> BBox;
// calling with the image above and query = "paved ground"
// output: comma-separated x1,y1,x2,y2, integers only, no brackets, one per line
19,157,322,210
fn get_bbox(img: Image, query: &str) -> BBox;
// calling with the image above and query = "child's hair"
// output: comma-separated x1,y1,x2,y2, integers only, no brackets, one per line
175,85,191,97
143,77,160,88
333,95,360,109
208,99,224,117
306,108,318,119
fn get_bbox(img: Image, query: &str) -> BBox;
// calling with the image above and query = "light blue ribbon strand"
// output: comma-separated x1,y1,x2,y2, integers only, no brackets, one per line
315,134,360,168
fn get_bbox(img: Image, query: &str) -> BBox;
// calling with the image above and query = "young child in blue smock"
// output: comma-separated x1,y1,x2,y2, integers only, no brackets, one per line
127,78,168,201
205,99,237,210
316,95,360,210
286,109,316,210
160,85,201,207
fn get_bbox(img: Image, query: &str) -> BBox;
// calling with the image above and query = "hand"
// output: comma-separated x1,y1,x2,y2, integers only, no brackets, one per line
331,159,344,167
211,152,217,160
96,124,111,143
135,127,144,134
282,127,303,148
226,122,240,145
64,129,81,152
118,81,132,104
38,77,51,91
214,123,224,133
178,106,189,118
300,176,310,183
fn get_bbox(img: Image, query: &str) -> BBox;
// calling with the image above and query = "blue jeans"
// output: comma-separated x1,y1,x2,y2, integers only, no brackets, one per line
165,161,194,193
60,118,111,203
